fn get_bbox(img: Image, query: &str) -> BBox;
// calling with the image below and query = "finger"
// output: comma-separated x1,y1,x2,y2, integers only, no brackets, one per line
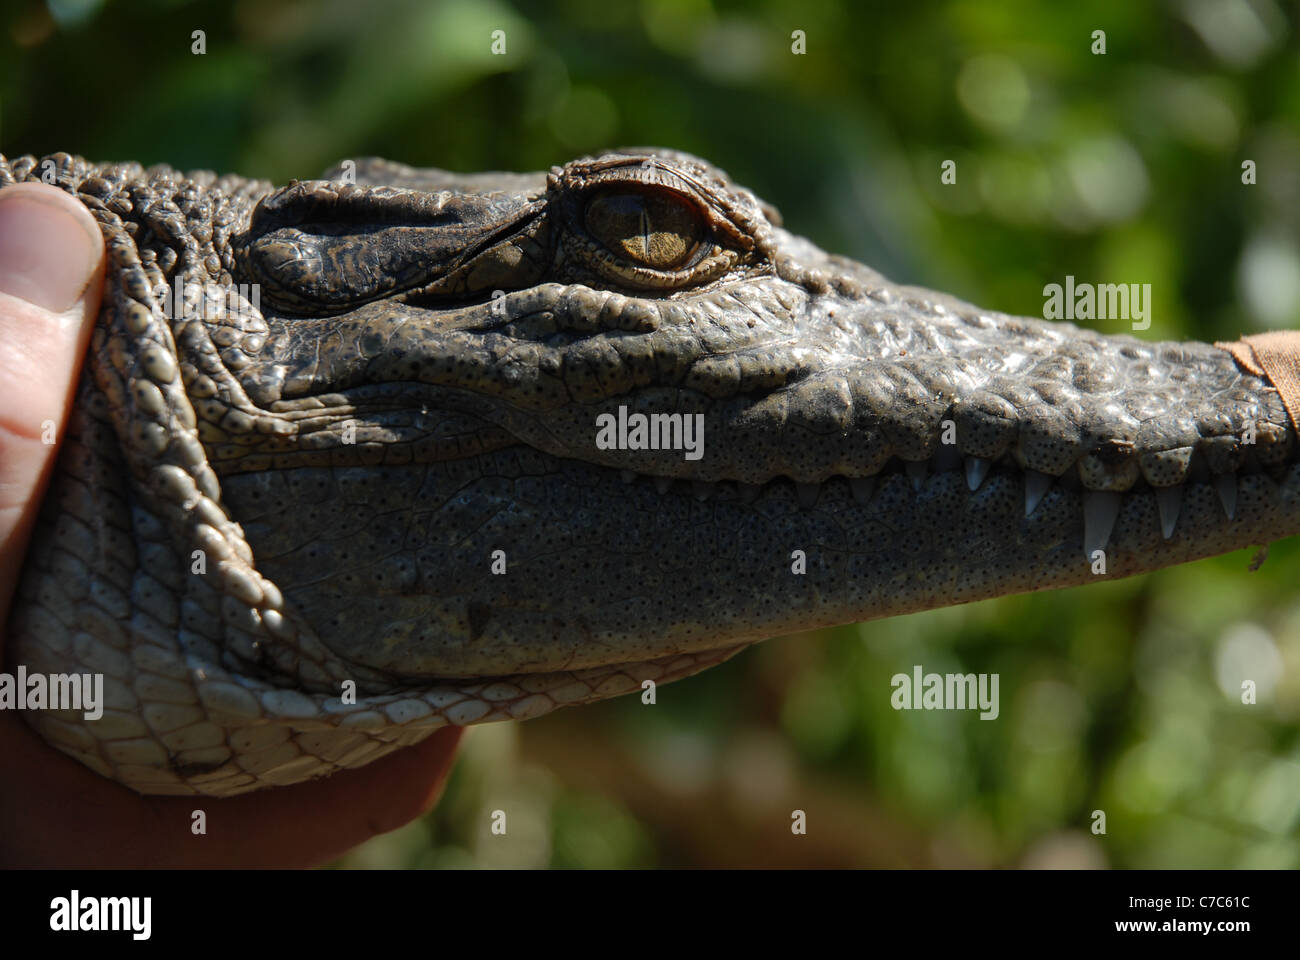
199,724,466,868
0,183,104,633
0,714,463,867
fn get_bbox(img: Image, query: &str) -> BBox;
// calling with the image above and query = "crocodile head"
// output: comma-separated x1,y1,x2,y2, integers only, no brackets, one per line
218,148,1297,679
6,148,1298,795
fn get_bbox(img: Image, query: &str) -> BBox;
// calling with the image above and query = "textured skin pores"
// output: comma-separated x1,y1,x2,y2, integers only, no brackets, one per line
1,149,1297,796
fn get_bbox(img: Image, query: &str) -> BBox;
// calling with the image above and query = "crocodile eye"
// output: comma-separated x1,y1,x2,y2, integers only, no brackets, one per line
583,189,702,270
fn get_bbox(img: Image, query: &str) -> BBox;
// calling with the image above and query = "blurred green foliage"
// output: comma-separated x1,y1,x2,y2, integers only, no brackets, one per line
4,0,1298,867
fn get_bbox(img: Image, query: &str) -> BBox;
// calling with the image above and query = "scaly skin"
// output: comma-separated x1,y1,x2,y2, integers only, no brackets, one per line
1,149,1295,796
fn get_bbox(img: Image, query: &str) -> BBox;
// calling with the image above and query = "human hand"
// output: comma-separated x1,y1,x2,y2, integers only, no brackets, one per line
0,182,461,867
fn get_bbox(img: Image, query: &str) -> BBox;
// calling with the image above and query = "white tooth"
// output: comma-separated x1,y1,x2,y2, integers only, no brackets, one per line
693,481,715,501
1214,473,1237,521
965,457,990,492
654,476,673,494
906,461,927,492
737,483,762,504
621,470,637,485
849,477,876,505
796,483,820,509
1083,490,1121,560
1155,486,1182,540
1024,470,1051,517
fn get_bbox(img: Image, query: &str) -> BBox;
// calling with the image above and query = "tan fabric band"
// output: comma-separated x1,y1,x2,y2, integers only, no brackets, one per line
1216,331,1300,433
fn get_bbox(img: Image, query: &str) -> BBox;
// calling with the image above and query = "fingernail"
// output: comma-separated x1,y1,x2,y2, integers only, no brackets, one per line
0,188,102,314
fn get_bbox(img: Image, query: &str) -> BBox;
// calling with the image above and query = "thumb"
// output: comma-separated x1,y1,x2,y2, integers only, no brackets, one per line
0,182,105,632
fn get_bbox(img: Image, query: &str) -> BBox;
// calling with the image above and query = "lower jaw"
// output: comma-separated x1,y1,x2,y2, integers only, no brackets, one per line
237,451,1300,680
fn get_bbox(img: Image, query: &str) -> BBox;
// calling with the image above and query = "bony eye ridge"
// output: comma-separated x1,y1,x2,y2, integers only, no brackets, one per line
583,188,703,270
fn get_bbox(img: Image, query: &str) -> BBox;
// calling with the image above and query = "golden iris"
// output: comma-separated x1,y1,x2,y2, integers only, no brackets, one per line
583,189,702,270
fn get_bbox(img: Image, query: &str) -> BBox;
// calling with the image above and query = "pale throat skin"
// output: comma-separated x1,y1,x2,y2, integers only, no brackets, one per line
2,148,1296,797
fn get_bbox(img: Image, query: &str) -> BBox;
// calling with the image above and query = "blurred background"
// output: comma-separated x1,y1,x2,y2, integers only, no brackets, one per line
3,0,1299,867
